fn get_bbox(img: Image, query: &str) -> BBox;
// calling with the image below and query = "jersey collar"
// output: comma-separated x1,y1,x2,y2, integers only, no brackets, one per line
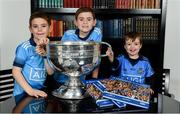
29,37,36,47
124,53,143,60
75,27,94,41
124,53,143,66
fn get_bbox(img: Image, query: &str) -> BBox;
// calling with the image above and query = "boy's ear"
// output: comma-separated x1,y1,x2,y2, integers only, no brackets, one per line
29,26,32,33
124,45,126,50
140,44,142,49
48,25,52,36
74,19,77,26
49,25,52,32
93,19,97,26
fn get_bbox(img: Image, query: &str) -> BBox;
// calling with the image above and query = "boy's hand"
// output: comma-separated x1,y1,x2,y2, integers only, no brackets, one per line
36,45,46,57
37,38,49,46
27,88,47,98
106,47,114,63
149,88,154,95
146,88,154,95
36,38,49,57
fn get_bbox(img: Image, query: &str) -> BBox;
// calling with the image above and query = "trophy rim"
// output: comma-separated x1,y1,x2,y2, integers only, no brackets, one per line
49,41,99,46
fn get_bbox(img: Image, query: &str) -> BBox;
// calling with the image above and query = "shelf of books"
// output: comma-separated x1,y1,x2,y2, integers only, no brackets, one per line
32,1,166,71
31,0,161,41
32,0,161,9
47,16,159,42
32,0,161,15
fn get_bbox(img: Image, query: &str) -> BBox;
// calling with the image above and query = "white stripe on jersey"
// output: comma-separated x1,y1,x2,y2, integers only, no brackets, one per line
22,41,31,50
122,74,141,78
22,41,29,48
94,27,101,35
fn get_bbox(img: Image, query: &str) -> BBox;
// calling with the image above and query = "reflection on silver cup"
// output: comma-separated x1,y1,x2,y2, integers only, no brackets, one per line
47,41,111,99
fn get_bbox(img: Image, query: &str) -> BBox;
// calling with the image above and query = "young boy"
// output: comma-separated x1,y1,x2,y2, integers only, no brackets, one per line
58,7,102,82
61,7,102,42
12,12,54,98
106,32,154,87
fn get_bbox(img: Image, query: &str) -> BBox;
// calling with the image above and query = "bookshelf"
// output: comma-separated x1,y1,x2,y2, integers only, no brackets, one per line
31,0,167,95
34,8,161,14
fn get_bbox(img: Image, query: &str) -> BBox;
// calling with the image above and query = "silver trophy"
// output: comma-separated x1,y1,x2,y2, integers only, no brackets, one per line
46,41,111,99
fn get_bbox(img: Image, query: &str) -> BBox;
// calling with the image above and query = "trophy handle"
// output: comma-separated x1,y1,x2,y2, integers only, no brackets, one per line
99,41,112,57
46,57,62,72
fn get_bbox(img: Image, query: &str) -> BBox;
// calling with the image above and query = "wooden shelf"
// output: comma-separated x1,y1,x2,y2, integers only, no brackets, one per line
35,8,161,15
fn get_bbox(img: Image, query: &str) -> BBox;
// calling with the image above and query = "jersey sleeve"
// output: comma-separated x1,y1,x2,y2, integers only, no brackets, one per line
112,55,123,71
61,30,76,42
61,31,69,41
145,60,155,77
97,33,102,42
111,59,120,71
13,45,27,68
94,27,102,42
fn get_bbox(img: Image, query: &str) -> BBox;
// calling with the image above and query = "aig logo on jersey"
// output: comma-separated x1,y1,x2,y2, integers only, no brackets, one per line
29,68,46,81
137,68,144,75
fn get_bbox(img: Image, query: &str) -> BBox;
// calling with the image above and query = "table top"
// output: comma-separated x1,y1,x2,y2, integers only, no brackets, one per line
0,93,180,113
0,93,157,113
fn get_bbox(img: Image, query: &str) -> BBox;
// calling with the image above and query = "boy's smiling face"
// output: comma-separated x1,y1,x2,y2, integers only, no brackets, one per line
29,18,50,42
124,37,142,59
74,12,96,38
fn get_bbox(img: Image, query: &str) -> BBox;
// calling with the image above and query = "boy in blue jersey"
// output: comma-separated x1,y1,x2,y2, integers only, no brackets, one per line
106,32,154,92
58,7,102,83
12,12,54,98
61,7,102,42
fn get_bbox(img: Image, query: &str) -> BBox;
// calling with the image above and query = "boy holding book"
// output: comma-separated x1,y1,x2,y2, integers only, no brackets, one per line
106,32,154,93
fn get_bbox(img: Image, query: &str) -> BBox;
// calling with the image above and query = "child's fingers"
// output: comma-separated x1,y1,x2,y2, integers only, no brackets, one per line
107,48,113,56
150,89,154,94
34,94,39,98
36,46,46,56
36,38,49,46
44,38,49,44
38,91,47,98
34,89,47,98
148,88,154,94
40,38,49,45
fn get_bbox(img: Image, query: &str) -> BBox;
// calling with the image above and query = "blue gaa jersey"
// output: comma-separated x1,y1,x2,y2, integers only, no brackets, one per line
13,38,46,96
112,55,154,84
54,27,102,83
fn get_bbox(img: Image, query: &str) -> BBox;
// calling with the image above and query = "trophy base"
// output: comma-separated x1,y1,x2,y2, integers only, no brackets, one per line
52,85,89,99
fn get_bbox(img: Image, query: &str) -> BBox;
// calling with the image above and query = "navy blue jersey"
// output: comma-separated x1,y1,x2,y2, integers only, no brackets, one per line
112,55,154,84
13,38,46,96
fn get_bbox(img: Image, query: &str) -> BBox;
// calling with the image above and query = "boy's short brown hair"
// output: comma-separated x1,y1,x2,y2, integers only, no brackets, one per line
75,7,96,20
29,12,51,27
123,32,143,44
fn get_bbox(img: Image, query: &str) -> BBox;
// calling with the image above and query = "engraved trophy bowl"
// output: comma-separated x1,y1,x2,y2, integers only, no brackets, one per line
46,41,111,99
